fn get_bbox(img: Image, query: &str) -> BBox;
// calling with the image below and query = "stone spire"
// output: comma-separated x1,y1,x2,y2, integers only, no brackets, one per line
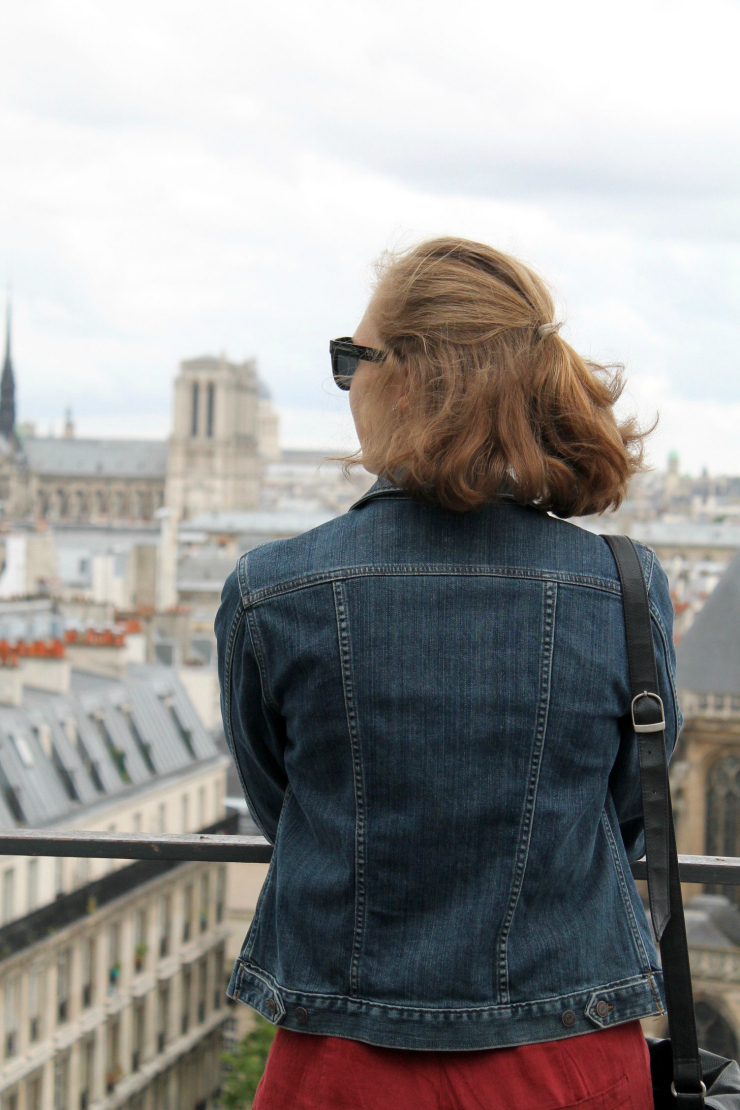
0,293,16,440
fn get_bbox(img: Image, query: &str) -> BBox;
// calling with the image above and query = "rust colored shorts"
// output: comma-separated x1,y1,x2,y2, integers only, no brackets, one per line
252,1018,653,1109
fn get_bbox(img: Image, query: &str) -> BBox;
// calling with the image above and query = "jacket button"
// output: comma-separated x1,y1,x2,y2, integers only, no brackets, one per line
295,1006,308,1024
265,998,277,1017
561,1010,576,1028
595,999,610,1018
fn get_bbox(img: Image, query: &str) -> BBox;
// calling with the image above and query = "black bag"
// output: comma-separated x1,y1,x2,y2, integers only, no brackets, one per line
606,536,740,1109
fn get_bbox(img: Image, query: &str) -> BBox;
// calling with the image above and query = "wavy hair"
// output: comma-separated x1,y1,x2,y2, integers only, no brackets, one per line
349,237,649,516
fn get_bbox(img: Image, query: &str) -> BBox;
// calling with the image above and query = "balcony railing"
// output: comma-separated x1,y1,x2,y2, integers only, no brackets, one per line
0,829,736,885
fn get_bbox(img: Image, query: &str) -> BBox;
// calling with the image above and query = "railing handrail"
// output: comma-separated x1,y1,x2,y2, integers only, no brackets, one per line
0,831,736,885
0,828,273,863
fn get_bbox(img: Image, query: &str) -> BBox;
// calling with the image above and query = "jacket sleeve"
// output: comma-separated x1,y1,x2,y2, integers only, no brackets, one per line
609,548,683,863
215,568,288,844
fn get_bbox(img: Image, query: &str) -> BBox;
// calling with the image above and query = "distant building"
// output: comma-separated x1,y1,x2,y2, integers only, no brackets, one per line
0,659,230,1110
667,552,740,1051
0,311,277,525
164,355,261,522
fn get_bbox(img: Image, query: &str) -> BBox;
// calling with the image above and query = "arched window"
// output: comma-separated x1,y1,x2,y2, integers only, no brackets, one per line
706,754,740,902
695,1000,738,1060
206,382,215,438
191,382,199,437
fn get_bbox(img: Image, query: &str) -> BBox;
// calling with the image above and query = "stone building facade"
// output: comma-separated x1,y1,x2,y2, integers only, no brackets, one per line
0,321,273,525
164,356,260,522
0,654,231,1110
669,549,740,1057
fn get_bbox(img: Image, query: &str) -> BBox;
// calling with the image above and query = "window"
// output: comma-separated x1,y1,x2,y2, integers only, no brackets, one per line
695,999,739,1059
105,1019,121,1092
123,711,154,774
93,715,129,783
53,1050,69,1110
159,894,171,958
57,949,71,1024
206,382,215,438
181,966,191,1035
26,858,38,912
157,983,170,1053
133,811,142,832
28,966,43,1042
108,923,121,992
2,868,14,923
69,723,104,794
157,803,167,833
706,753,740,902
132,1000,145,1072
197,958,207,1023
198,786,206,828
1,1089,18,1110
134,908,148,972
25,1072,42,1110
181,793,190,833
4,977,19,1058
191,382,199,437
183,884,193,943
216,867,226,924
79,1036,94,1110
0,762,25,824
153,1073,170,1110
51,746,79,802
212,944,225,1010
75,856,89,887
166,703,195,759
213,779,222,821
199,873,209,933
11,734,33,767
54,858,65,898
82,938,95,1008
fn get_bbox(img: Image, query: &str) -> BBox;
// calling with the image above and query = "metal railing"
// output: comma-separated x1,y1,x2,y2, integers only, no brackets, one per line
0,830,736,885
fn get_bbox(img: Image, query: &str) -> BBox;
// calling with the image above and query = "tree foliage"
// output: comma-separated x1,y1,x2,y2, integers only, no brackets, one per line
220,1017,277,1109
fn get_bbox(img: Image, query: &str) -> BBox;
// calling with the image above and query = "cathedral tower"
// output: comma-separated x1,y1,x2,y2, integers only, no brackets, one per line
0,294,16,440
164,353,260,520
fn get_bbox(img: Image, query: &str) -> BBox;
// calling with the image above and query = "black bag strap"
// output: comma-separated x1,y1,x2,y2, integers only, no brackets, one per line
604,535,705,1106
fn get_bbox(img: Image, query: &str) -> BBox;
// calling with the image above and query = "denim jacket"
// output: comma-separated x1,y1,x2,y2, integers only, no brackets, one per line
215,481,680,1051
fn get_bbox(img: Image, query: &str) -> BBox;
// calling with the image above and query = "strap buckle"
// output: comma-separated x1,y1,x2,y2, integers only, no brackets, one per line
631,691,665,734
670,1079,707,1097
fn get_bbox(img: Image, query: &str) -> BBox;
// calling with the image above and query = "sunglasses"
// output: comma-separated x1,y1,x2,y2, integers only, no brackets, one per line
330,337,385,391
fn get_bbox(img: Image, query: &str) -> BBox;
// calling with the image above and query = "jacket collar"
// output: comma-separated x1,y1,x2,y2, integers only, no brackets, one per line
349,476,410,511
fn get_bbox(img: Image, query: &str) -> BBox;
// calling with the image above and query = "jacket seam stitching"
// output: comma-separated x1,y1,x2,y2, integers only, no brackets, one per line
242,567,621,607
235,960,658,1014
221,605,268,837
496,580,557,1004
648,600,681,741
333,580,367,998
600,807,656,989
244,606,281,717
242,785,293,962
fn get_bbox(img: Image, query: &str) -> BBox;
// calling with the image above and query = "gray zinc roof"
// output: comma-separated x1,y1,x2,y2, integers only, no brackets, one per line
0,665,221,829
23,437,167,479
676,550,740,694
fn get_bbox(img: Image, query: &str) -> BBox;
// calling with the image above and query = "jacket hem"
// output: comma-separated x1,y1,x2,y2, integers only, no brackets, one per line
227,959,665,1051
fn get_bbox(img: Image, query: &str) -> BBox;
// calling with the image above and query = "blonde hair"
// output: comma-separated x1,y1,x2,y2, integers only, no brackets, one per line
349,237,648,516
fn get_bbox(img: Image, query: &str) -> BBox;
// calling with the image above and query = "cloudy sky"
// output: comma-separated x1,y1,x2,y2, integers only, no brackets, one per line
1,0,740,472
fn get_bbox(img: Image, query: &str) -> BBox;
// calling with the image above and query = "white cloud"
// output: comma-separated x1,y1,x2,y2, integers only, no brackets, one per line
1,0,740,474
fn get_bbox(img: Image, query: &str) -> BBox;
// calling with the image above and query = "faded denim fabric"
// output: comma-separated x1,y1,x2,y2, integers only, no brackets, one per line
215,481,680,1051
